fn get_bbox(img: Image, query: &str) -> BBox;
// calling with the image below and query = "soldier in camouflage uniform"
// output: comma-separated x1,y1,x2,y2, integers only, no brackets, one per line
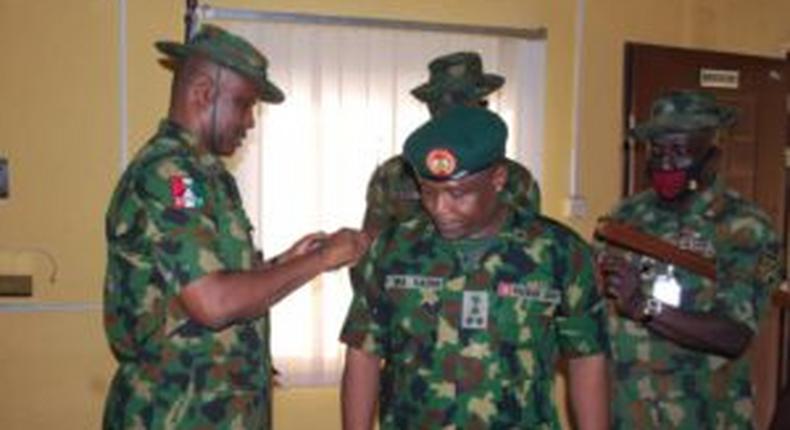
596,90,784,429
361,51,541,238
102,25,369,429
341,106,609,429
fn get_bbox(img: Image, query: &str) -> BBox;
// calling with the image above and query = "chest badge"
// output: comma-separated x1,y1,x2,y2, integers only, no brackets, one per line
462,291,488,329
170,175,204,209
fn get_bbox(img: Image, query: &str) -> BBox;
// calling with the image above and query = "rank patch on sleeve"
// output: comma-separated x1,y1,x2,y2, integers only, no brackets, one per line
170,175,204,209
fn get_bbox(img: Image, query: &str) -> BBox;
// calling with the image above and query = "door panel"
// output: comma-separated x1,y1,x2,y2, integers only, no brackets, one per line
624,42,788,430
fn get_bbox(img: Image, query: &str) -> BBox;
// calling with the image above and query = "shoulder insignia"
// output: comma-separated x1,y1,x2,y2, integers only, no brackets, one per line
170,175,204,209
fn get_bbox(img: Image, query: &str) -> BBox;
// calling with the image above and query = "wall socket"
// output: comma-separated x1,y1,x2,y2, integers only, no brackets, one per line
0,275,32,296
564,195,588,219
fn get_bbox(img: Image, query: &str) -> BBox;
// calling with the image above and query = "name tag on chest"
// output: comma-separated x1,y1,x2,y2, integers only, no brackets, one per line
497,281,560,305
385,274,444,290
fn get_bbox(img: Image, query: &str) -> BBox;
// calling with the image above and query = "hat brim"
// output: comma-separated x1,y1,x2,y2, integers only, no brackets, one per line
630,107,737,141
411,73,505,103
156,41,285,104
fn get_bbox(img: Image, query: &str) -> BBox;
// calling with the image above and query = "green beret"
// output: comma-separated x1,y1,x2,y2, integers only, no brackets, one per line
156,24,285,104
404,106,507,181
411,52,504,104
631,90,736,141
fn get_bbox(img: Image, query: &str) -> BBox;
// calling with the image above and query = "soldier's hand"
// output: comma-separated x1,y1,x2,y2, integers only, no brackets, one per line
320,228,371,271
278,231,329,264
598,254,645,321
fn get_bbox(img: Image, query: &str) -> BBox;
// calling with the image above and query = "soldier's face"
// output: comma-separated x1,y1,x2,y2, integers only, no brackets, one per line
647,130,715,200
647,131,713,172
207,69,258,156
418,165,507,240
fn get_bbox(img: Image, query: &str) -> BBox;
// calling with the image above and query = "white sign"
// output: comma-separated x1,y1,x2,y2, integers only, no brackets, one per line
699,68,740,89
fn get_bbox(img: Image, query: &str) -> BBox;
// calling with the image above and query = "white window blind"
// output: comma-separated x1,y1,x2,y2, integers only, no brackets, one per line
220,19,546,386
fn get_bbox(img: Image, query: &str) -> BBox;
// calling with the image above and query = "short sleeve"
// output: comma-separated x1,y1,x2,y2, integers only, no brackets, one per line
340,241,389,357
362,164,392,235
555,236,609,357
138,157,226,294
714,216,783,331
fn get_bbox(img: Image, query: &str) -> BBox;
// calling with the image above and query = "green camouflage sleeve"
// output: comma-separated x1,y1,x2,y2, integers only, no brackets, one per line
503,159,541,213
361,164,392,236
138,156,226,295
340,240,388,357
362,156,423,236
555,235,609,357
714,215,784,331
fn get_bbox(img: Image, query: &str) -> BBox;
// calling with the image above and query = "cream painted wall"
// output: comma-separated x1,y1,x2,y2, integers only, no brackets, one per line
1,1,788,429
0,1,118,426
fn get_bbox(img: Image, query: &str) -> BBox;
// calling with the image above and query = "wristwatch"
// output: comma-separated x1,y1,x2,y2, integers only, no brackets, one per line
640,297,663,323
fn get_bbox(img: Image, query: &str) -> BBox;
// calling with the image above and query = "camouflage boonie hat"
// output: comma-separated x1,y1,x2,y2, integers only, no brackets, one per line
156,24,285,103
403,106,507,181
411,52,505,104
631,90,736,140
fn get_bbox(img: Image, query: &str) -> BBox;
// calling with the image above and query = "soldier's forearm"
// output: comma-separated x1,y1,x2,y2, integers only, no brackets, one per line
644,304,752,358
342,347,380,430
178,248,331,329
568,354,609,430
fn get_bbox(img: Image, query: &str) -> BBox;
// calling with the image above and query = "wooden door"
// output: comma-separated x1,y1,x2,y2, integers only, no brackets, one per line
624,42,788,429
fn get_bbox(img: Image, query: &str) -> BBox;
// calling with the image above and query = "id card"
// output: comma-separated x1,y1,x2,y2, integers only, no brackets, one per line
651,265,682,307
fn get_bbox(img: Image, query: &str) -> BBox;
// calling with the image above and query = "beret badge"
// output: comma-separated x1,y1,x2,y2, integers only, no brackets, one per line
425,148,457,178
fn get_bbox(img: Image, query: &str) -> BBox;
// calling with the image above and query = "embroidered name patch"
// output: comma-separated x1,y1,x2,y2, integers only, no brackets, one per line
385,274,444,290
496,281,560,305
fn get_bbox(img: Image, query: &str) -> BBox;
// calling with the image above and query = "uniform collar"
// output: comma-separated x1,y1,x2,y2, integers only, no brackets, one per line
158,119,227,175
647,174,725,218
685,175,725,217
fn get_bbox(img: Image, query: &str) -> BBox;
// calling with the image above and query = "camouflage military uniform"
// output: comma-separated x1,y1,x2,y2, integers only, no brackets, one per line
103,120,271,429
600,178,783,429
362,155,541,234
341,207,608,429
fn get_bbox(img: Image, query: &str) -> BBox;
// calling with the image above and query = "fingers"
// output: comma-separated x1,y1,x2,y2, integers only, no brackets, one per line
299,231,329,250
596,253,640,307
322,228,371,270
596,254,647,320
279,228,371,271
